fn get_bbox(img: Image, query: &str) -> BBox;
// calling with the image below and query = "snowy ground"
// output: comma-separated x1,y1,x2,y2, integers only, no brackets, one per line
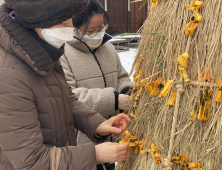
110,34,139,75
117,48,137,75
113,35,141,39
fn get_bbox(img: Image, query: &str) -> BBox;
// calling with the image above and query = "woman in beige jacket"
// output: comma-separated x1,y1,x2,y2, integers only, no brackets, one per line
60,0,133,169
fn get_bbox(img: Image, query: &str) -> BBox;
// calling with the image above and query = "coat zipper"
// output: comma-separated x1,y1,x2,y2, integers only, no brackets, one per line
91,51,107,87
74,37,113,142
73,35,112,88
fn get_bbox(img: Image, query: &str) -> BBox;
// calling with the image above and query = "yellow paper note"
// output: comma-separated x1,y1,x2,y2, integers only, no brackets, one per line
188,23,199,36
177,53,189,68
190,87,203,121
184,1,203,36
135,79,146,100
159,80,173,98
167,89,177,106
150,78,162,96
198,89,208,120
150,0,158,9
215,79,222,102
178,67,190,82
134,57,144,70
203,90,212,120
191,1,204,9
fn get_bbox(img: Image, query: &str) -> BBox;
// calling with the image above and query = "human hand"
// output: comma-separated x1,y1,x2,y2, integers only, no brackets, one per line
95,114,130,136
118,94,130,111
95,142,130,163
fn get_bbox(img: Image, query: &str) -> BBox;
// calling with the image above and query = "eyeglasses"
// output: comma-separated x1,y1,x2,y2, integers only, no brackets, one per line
76,24,109,38
87,24,109,38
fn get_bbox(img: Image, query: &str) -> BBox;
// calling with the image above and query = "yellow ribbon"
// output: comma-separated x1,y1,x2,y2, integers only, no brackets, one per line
172,153,204,170
156,158,161,164
140,146,148,154
130,88,137,100
134,141,145,154
130,104,137,119
135,79,146,101
159,80,173,98
130,112,136,119
119,160,126,168
151,143,162,164
191,0,204,9
134,55,144,71
203,89,212,120
197,69,212,121
119,130,137,168
131,70,143,101
178,67,190,83
190,72,204,121
184,18,199,36
184,1,204,36
145,78,151,92
119,130,137,145
150,0,158,9
172,153,189,164
179,163,197,170
177,52,190,83
150,77,162,96
133,69,143,83
119,131,146,154
204,68,212,82
185,5,203,21
150,0,167,9
190,86,203,121
177,53,190,69
167,89,177,106
215,79,222,102
197,162,204,170
198,94,205,120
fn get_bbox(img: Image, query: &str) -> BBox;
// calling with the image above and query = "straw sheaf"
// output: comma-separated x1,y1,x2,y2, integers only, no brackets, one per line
116,0,222,170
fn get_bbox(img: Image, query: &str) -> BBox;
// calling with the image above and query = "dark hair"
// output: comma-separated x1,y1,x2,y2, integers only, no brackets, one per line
72,0,109,34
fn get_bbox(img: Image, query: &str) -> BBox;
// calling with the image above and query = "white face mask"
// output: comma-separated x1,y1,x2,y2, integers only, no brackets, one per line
82,30,105,47
41,27,74,49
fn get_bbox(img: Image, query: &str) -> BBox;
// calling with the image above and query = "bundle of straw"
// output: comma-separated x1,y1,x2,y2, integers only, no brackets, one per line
116,0,222,170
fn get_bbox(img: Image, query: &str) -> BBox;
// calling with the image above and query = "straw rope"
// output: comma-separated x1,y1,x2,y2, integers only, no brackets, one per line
166,83,185,169
187,81,219,87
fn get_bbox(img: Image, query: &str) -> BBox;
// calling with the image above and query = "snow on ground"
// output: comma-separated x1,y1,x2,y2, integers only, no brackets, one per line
118,48,137,75
113,35,141,39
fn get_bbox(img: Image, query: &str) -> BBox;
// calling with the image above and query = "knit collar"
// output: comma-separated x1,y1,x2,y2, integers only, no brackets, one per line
14,17,65,62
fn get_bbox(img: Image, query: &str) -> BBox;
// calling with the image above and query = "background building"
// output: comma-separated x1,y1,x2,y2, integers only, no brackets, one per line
0,0,148,35
99,0,148,35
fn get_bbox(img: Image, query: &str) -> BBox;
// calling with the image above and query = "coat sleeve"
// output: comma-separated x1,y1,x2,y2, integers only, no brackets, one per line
0,67,100,170
114,50,133,94
60,54,117,118
69,87,108,143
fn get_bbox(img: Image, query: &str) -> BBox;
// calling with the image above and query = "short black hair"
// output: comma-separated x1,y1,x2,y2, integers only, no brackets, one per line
72,0,109,34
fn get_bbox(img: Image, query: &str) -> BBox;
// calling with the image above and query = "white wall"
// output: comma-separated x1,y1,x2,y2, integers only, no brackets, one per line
0,0,4,4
